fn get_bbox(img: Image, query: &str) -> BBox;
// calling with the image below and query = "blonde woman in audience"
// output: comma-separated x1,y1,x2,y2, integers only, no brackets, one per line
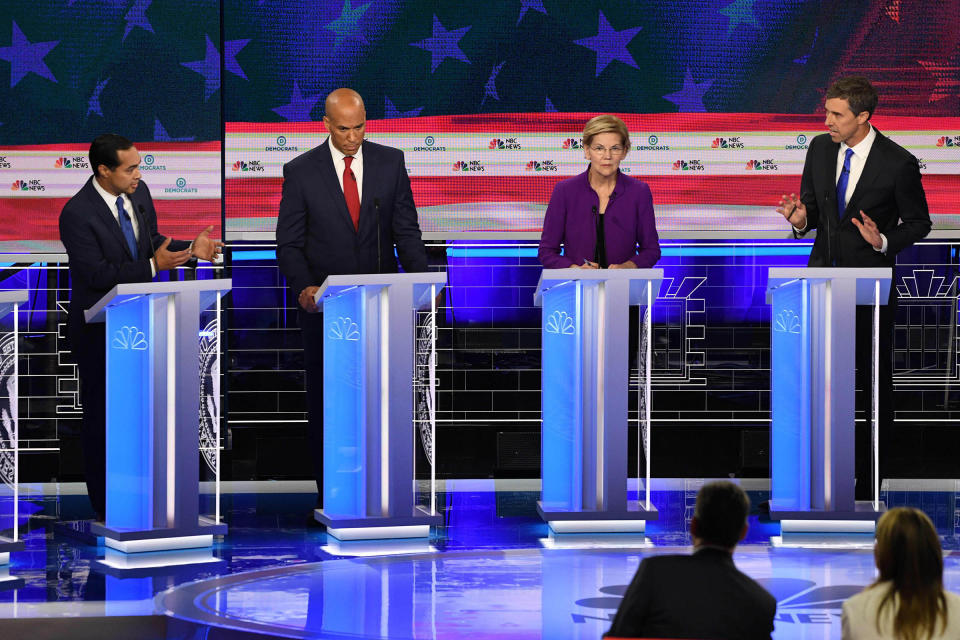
842,507,960,639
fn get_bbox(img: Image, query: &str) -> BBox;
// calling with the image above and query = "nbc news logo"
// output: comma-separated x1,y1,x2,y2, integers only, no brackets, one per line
489,138,521,150
711,137,744,149
55,156,90,169
232,160,265,172
525,160,558,171
452,160,484,172
10,179,45,191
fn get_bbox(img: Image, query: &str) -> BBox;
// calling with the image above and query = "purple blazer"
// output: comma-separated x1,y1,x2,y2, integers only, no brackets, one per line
538,169,661,268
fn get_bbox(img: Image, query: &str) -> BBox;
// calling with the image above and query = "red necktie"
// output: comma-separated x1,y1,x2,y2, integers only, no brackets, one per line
343,156,360,231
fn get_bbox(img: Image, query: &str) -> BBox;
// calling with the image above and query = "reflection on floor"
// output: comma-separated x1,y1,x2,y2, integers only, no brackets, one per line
0,479,958,639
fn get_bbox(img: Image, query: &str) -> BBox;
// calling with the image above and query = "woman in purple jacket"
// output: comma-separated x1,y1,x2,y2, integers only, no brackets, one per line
538,115,660,269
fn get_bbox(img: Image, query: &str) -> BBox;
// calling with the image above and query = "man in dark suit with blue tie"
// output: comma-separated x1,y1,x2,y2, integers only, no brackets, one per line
275,88,428,511
777,77,931,497
59,133,222,520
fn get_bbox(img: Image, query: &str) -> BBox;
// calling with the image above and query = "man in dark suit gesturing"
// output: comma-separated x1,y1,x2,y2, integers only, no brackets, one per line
606,482,776,639
275,88,427,511
777,77,931,495
59,133,223,520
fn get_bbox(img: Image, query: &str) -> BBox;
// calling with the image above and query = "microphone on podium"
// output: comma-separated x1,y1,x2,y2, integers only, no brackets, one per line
374,198,382,274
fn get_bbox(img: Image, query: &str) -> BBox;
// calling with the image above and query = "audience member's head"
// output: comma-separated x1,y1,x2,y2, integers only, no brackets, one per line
872,507,947,640
690,481,750,550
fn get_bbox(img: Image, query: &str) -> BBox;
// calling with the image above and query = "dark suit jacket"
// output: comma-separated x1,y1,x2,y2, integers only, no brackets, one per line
797,128,931,267
275,139,427,297
59,177,188,325
605,548,776,640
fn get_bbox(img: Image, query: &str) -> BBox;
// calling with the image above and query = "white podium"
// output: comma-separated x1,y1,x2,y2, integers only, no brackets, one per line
535,269,663,533
766,267,891,542
314,272,445,540
85,279,230,553
0,291,27,580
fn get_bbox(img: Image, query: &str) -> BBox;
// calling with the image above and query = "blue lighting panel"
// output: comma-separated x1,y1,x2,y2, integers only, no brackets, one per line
105,297,154,531
770,280,810,510
540,281,582,511
323,288,366,518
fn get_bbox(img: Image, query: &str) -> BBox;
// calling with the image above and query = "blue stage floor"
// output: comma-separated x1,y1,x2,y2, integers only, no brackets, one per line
1,479,960,639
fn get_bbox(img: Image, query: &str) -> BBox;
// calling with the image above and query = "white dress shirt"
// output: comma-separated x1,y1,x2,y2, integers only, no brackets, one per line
836,123,876,206
92,177,141,239
92,178,158,276
328,139,363,203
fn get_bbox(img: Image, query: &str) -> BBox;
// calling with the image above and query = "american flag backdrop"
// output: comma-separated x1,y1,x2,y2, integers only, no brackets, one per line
0,0,958,248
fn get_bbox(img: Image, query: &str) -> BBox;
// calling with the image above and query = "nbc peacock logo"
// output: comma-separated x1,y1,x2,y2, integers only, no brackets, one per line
711,137,744,149
489,138,521,150
232,160,264,172
54,156,89,169
562,138,583,150
10,179,44,191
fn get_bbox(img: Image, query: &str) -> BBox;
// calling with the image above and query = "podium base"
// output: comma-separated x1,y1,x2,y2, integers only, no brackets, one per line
92,517,227,553
769,500,884,548
537,500,658,533
0,536,25,560
96,547,223,576
316,506,442,541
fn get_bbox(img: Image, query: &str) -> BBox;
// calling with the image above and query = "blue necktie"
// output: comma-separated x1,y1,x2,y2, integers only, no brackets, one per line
836,148,854,217
116,196,139,258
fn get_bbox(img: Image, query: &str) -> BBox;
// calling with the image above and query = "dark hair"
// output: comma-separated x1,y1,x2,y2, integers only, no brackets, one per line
89,133,134,176
873,507,947,640
825,76,878,119
693,481,750,548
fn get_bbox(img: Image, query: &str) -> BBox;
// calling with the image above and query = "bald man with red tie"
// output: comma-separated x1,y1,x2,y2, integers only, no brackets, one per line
275,88,428,515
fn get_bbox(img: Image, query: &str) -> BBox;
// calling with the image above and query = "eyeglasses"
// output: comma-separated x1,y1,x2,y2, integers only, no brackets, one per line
589,144,625,157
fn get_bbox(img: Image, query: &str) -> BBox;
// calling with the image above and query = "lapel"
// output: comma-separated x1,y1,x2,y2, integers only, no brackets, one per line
85,178,136,260
844,128,885,219
358,141,376,237
819,136,841,219
128,188,153,256
313,140,358,235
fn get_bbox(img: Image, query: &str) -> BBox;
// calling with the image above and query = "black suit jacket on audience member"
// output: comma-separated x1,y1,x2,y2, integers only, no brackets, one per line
605,548,776,640
59,177,188,516
797,128,930,267
275,139,427,296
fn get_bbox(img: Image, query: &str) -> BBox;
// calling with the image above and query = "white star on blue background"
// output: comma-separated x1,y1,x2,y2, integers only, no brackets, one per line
154,118,194,142
384,96,423,118
517,0,547,25
663,69,713,112
87,77,109,117
719,0,759,36
325,0,372,47
573,11,642,77
481,61,505,107
0,21,59,87
410,16,472,73
272,80,322,121
182,35,221,100
124,0,154,41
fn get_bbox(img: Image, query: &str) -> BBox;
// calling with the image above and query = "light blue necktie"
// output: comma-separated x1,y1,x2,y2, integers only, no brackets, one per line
116,196,139,258
836,148,854,217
